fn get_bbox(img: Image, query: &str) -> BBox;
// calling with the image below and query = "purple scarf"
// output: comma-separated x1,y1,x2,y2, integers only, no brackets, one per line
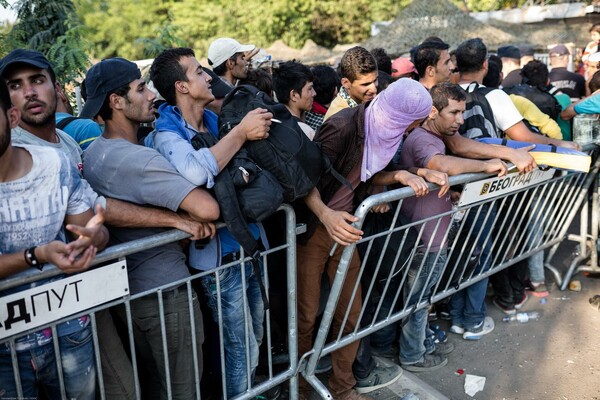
362,78,432,181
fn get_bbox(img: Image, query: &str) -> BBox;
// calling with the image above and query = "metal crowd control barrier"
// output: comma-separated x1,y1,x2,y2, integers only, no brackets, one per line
301,145,600,399
1,205,298,400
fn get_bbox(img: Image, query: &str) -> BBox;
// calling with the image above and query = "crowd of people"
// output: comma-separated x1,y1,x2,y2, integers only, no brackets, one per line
1,25,599,400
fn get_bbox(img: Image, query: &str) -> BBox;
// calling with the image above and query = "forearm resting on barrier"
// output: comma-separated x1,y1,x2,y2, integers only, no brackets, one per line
426,154,508,177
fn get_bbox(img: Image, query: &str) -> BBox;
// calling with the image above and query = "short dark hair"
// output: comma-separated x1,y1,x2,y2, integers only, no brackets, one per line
483,56,502,88
430,82,466,111
272,61,313,105
310,65,339,106
97,83,131,121
0,80,10,113
150,47,195,105
212,54,237,76
521,60,549,87
455,38,487,74
413,40,450,77
590,23,600,34
590,70,600,93
370,48,392,75
239,68,273,97
340,46,378,81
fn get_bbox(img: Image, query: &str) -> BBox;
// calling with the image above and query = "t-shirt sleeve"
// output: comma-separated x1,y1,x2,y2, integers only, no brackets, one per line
400,129,444,168
574,94,600,115
139,153,197,211
61,152,94,216
486,89,523,132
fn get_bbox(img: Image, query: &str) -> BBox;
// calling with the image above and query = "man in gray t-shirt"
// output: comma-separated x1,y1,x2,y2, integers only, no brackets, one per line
82,57,219,399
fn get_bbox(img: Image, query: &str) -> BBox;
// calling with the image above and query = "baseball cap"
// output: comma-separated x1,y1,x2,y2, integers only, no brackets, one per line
518,44,535,57
497,45,521,60
0,49,53,77
550,44,570,56
81,58,141,119
202,67,232,98
208,38,255,68
391,57,417,78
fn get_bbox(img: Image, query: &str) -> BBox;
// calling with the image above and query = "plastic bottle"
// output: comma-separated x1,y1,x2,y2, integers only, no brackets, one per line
502,311,541,323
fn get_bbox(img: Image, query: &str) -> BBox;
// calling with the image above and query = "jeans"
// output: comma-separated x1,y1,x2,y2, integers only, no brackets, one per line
400,250,446,364
200,260,265,398
0,326,96,399
114,285,204,400
450,204,496,330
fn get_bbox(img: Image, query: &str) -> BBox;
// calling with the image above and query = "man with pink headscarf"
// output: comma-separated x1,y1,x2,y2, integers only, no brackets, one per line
295,78,449,400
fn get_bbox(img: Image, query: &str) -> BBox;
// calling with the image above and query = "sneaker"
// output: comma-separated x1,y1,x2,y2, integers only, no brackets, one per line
315,354,332,374
401,353,448,372
514,293,528,310
462,316,495,340
427,341,454,356
429,324,448,343
354,363,403,394
449,324,465,335
492,297,516,315
528,282,549,298
333,389,374,400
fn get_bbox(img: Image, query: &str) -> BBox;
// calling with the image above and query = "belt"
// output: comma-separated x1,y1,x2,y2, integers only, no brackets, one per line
221,251,243,264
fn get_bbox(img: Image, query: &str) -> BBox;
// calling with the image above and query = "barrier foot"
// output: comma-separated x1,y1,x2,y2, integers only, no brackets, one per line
560,254,590,291
303,373,333,399
545,263,563,289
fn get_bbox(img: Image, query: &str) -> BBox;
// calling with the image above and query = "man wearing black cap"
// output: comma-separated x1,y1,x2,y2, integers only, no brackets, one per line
497,45,522,88
548,44,586,99
82,57,219,399
0,49,84,168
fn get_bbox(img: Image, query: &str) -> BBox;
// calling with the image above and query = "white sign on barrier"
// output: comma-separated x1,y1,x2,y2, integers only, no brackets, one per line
458,168,556,207
0,260,129,340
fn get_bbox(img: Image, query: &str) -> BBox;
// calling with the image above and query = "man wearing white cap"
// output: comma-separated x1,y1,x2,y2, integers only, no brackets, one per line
208,37,255,87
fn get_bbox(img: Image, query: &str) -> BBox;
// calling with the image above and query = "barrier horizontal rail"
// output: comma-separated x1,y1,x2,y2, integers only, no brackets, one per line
1,205,298,400
302,145,600,399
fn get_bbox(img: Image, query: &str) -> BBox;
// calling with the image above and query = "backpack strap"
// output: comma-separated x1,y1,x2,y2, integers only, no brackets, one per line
190,132,270,310
56,116,79,130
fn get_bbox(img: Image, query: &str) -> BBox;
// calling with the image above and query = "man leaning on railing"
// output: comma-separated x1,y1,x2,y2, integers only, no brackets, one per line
0,79,109,399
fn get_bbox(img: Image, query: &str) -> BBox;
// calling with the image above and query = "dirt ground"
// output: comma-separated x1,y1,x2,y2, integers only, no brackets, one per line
415,238,600,400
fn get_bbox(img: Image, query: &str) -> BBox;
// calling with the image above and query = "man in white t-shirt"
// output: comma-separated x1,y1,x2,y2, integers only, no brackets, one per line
0,78,109,400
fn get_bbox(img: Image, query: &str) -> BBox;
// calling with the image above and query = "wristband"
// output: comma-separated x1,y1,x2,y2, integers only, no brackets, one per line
24,247,44,270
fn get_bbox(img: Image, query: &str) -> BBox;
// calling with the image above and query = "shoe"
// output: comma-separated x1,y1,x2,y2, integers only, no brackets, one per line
463,316,495,340
429,324,448,343
401,353,448,372
449,324,464,335
436,302,451,320
315,354,332,374
428,340,454,356
528,282,549,298
514,293,528,310
492,297,516,315
333,389,374,400
354,363,403,394
589,294,600,311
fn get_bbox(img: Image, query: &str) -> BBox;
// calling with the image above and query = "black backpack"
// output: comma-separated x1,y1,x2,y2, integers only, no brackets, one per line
219,84,347,203
503,84,562,121
458,82,498,139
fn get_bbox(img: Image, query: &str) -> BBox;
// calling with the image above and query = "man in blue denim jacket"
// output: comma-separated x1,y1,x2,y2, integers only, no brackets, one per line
147,47,273,398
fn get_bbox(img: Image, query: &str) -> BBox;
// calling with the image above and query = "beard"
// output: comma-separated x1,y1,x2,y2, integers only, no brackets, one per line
20,96,57,128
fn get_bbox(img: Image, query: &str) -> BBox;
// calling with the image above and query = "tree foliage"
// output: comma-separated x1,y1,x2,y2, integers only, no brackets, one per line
71,0,592,61
6,0,90,84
